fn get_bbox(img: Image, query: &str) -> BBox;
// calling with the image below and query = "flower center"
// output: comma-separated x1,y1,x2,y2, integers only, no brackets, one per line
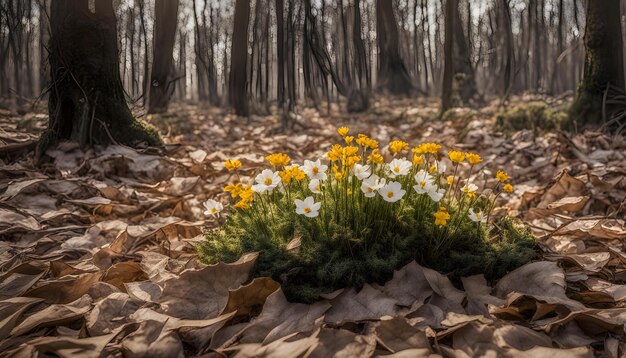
394,166,400,173
264,178,273,185
312,167,319,174
387,191,394,198
367,188,373,193
476,212,481,219
419,181,426,187
210,208,216,213
304,207,311,213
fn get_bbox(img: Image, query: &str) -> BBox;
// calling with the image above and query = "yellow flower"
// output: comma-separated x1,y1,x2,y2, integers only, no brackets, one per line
347,188,353,196
224,159,242,171
412,154,424,165
224,183,243,198
448,150,465,163
356,134,370,147
291,167,306,181
429,165,437,173
239,186,254,201
327,144,343,162
503,183,514,193
433,207,450,226
389,140,409,154
279,169,293,184
343,155,361,168
234,200,251,209
446,176,454,185
332,164,339,173
465,153,482,165
366,138,379,149
367,149,384,164
338,127,350,137
344,136,354,144
266,153,291,167
279,165,306,184
496,170,510,183
413,143,441,155
343,146,359,157
334,172,343,181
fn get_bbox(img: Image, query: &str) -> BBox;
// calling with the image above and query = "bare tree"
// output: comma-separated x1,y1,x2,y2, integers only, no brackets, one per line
148,0,179,114
376,0,413,96
229,0,250,116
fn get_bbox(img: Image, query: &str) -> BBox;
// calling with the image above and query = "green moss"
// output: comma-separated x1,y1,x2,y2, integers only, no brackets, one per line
198,194,537,302
496,102,567,133
111,119,163,147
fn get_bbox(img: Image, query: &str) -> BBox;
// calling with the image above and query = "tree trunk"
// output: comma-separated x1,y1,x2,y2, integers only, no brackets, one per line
440,0,455,113
570,0,624,128
148,0,179,114
276,0,285,108
229,0,250,116
348,0,370,112
42,0,161,151
452,0,480,106
376,0,413,96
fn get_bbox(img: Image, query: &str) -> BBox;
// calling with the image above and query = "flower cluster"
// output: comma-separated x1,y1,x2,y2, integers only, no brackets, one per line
199,127,534,302
205,128,514,235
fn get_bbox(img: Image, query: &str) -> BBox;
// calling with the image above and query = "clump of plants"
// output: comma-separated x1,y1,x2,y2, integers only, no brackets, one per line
496,101,567,133
198,128,536,302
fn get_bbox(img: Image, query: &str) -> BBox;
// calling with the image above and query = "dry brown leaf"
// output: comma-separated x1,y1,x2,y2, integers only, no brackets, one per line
495,261,567,299
158,252,258,319
374,317,431,353
0,297,44,340
220,277,281,318
10,295,92,337
382,261,434,307
324,285,401,324
25,272,102,304
239,289,330,344
101,261,148,291
308,328,376,358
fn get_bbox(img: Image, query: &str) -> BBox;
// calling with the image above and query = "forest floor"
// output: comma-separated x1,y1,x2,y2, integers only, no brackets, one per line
0,96,625,357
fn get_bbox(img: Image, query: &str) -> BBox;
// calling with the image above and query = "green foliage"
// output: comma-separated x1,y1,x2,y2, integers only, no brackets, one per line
198,186,536,303
496,102,567,133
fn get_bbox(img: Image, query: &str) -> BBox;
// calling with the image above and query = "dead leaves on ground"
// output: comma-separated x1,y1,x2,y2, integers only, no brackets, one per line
1,98,626,356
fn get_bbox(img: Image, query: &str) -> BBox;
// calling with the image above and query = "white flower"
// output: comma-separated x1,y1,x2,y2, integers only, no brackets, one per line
302,159,328,180
309,179,322,194
386,158,412,177
360,174,386,198
413,170,434,194
424,184,445,202
352,164,371,180
203,199,223,216
295,196,321,218
252,169,281,193
378,181,406,203
469,209,487,223
461,183,479,197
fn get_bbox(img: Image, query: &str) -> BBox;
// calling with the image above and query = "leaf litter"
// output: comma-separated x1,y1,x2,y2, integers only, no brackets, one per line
1,97,625,356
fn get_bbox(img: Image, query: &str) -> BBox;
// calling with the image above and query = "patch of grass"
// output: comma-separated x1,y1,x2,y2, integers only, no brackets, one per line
496,102,567,133
198,191,537,303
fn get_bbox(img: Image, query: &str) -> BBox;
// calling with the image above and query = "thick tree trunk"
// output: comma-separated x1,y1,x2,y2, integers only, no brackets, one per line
42,0,161,151
376,0,413,96
148,0,179,114
229,0,250,116
570,0,624,128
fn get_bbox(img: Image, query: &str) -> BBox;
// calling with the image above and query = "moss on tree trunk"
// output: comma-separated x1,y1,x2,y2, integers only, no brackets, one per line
41,0,162,152
569,0,624,128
